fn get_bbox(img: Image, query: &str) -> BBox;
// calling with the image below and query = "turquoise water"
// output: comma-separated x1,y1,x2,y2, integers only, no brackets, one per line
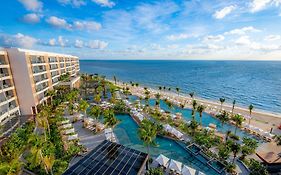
129,96,260,142
80,60,281,113
114,114,221,175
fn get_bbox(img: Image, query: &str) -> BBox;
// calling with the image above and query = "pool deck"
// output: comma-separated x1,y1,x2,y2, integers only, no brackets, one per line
111,80,281,135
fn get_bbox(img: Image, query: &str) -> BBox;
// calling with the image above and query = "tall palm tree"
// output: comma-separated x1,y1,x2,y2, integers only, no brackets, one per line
175,87,180,96
225,130,232,142
248,104,254,125
79,100,89,120
232,100,236,116
45,89,56,105
103,109,118,126
230,143,241,164
232,114,244,135
113,75,117,85
218,110,229,128
89,105,102,122
155,93,161,108
197,105,205,126
189,92,194,100
219,98,225,111
138,119,157,169
191,100,197,120
43,155,55,175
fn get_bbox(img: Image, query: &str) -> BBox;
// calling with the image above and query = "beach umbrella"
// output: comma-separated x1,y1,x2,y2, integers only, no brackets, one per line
169,159,182,173
155,154,169,167
182,165,196,175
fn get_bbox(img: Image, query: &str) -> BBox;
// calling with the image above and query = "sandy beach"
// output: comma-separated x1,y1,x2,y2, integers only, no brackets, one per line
110,80,281,134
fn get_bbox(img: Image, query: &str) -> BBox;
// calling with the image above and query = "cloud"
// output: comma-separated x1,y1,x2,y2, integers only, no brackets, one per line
46,16,101,32
166,34,190,41
250,0,272,12
264,34,281,41
92,0,115,7
87,40,108,49
57,0,86,8
58,36,68,47
18,0,43,12
73,20,101,31
224,26,260,35
213,5,236,19
0,33,37,48
49,38,56,46
22,13,41,24
75,39,84,48
46,16,71,30
203,35,225,42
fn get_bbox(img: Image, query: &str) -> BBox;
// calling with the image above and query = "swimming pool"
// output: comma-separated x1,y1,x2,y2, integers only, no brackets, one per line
114,114,223,175
128,95,259,141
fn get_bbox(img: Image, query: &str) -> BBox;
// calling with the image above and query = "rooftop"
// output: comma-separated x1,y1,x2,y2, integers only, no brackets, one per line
63,140,148,175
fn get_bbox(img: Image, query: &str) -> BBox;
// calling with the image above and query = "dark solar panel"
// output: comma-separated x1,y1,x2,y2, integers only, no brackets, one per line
63,140,148,175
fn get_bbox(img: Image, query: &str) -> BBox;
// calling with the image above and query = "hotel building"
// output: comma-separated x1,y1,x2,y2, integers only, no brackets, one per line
0,50,20,125
0,48,80,121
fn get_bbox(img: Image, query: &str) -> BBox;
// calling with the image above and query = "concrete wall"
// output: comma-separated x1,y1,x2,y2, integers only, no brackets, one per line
7,48,36,115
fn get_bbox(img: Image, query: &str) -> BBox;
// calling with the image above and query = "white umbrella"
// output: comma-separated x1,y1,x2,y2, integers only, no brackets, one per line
182,165,196,175
169,159,182,173
155,154,169,167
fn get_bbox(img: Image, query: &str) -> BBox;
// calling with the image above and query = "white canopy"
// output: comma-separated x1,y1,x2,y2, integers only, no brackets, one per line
169,159,182,173
67,134,78,141
182,165,196,175
155,154,169,167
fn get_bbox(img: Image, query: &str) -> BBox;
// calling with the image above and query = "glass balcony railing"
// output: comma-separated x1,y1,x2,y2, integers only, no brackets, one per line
36,83,48,92
33,68,46,74
48,58,57,63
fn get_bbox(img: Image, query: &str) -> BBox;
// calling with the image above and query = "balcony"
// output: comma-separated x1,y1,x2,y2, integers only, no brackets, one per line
30,55,45,65
34,76,49,85
52,77,59,86
48,57,58,63
49,65,59,71
51,71,60,78
33,65,47,75
0,96,16,107
36,83,49,94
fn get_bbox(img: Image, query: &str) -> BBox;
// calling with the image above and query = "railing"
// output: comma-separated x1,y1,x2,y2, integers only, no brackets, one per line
34,77,48,83
31,60,45,64
33,69,46,74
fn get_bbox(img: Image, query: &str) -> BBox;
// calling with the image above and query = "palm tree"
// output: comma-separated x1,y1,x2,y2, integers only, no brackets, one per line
43,155,55,175
232,114,244,135
218,111,229,129
89,105,102,122
191,100,197,120
113,75,117,85
45,89,56,105
219,98,225,111
248,104,254,125
225,130,232,142
175,87,180,96
79,100,89,120
232,100,236,116
189,120,199,136
197,105,205,126
138,119,157,169
189,92,194,99
36,108,51,140
155,93,161,108
103,109,118,126
230,143,241,164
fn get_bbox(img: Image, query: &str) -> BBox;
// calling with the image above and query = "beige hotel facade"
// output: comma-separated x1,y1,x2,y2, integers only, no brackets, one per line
0,48,80,124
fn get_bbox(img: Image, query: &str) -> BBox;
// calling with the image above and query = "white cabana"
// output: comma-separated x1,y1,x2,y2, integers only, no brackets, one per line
155,154,169,167
182,165,196,175
67,134,78,141
169,159,182,173
64,128,75,135
59,123,72,129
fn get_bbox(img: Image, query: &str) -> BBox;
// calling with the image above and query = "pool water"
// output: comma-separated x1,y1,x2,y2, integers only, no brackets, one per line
129,95,259,141
114,114,222,175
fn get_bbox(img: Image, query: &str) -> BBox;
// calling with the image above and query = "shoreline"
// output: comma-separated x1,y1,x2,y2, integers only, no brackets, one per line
108,79,281,133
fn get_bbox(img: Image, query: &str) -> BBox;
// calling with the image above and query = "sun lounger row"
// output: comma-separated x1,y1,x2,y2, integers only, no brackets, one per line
155,154,205,175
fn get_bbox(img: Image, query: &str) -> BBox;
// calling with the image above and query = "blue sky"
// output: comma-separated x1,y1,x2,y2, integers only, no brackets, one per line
0,0,281,60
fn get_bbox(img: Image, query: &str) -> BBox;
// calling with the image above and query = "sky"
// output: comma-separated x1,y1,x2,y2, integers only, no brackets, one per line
0,0,281,60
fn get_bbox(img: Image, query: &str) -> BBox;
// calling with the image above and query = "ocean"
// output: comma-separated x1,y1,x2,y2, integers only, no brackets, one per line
80,60,281,114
